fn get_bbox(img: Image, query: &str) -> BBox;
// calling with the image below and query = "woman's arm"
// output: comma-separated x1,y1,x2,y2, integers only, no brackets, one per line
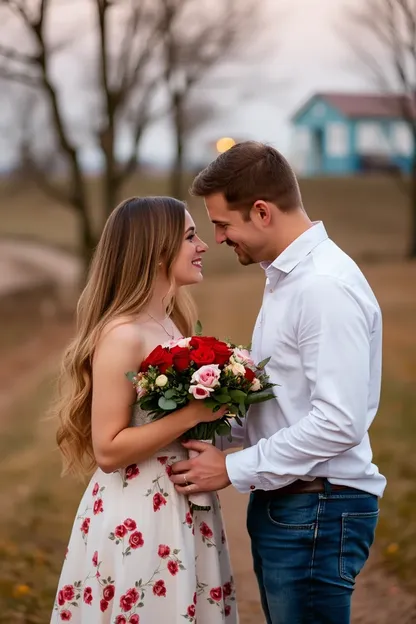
91,323,220,473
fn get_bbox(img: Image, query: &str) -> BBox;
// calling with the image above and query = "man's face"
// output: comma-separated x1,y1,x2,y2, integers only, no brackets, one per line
204,193,265,266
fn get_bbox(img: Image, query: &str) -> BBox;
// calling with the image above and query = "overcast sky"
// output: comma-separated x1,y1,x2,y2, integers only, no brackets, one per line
0,0,380,169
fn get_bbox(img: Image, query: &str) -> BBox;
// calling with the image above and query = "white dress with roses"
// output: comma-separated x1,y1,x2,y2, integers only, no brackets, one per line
51,406,238,624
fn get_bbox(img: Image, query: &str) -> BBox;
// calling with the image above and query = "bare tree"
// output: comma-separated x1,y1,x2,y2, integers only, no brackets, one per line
160,0,260,199
341,0,416,258
0,0,168,274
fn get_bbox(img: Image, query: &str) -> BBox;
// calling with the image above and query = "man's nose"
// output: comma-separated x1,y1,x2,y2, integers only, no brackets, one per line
214,229,226,244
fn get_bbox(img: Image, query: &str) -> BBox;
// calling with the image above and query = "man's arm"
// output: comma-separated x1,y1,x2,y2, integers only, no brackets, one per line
226,276,377,493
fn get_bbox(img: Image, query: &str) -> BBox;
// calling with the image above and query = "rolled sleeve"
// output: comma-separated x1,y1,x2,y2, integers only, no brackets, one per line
225,276,374,493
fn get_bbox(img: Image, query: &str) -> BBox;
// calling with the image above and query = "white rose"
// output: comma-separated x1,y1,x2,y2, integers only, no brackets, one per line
177,337,192,348
250,377,262,392
155,374,168,387
230,362,246,377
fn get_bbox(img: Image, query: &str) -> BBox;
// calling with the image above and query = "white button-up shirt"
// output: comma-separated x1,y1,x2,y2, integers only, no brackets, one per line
225,222,386,497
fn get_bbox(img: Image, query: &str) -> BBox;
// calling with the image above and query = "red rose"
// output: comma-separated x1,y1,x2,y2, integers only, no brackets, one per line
125,587,139,604
199,521,213,538
58,590,65,606
157,456,168,465
115,524,128,539
62,585,75,601
165,464,172,477
83,587,93,605
60,610,72,621
153,580,166,597
129,616,140,624
193,592,197,605
115,617,127,624
210,587,222,602
190,336,217,348
191,346,216,366
123,518,137,531
119,594,133,612
81,517,90,534
223,582,232,598
225,605,231,617
244,367,256,382
125,464,139,480
187,604,196,617
129,531,144,549
103,584,115,601
158,544,170,558
93,498,104,515
171,345,191,371
212,341,233,366
100,599,109,612
92,551,98,567
185,512,193,527
221,530,226,544
153,492,167,512
167,560,179,576
92,482,99,496
140,345,173,374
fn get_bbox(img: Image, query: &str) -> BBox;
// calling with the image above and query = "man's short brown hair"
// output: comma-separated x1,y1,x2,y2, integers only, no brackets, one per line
190,141,303,216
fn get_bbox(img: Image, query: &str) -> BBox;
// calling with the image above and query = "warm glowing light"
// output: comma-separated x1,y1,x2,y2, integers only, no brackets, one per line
216,137,236,153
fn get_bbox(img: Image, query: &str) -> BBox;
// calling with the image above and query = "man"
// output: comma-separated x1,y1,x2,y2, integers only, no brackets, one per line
170,141,386,623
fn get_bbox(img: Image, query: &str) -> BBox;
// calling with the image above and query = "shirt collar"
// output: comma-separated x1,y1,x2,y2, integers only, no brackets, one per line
261,221,328,276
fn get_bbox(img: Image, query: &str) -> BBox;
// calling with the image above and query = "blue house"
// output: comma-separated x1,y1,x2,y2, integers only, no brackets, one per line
291,92,415,176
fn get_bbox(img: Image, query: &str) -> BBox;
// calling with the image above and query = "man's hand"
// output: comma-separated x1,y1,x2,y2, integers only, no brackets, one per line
169,440,231,494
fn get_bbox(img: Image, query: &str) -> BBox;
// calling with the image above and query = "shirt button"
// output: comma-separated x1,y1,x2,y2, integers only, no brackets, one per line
250,485,255,490
269,288,273,293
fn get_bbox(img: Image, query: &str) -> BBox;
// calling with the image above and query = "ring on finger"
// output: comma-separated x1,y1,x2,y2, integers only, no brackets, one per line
183,474,189,486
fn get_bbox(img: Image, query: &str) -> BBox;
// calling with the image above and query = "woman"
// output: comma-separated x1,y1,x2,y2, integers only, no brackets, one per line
51,196,238,623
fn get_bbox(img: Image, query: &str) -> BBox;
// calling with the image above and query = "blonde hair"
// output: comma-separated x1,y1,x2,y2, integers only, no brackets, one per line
55,196,197,477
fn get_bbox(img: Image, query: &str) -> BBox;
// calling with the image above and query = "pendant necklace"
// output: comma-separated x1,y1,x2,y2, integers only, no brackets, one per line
147,312,175,340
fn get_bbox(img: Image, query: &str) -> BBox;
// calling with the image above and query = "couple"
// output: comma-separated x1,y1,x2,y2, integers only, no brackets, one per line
52,142,386,624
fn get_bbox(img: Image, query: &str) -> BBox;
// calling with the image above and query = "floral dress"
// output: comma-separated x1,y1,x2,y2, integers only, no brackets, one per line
51,406,238,623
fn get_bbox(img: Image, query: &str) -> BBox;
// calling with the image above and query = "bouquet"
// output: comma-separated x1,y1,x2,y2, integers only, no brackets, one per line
127,322,275,510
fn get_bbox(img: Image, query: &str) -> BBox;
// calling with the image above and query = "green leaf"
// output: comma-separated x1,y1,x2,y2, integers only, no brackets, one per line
158,397,178,410
239,401,247,416
125,371,137,382
202,398,217,409
164,389,176,400
214,394,231,404
216,421,231,436
245,389,275,405
257,357,271,369
229,389,247,400
194,320,203,336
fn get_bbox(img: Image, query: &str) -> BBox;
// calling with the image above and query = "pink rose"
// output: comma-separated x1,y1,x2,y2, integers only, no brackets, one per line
129,531,144,548
103,585,115,601
189,384,212,399
92,551,98,567
92,482,99,496
83,587,93,605
57,590,65,606
129,616,140,624
62,585,75,601
187,604,196,617
191,364,221,389
210,587,222,602
167,560,179,576
115,524,128,539
232,348,254,366
60,610,72,621
100,599,109,612
115,617,127,624
125,587,139,603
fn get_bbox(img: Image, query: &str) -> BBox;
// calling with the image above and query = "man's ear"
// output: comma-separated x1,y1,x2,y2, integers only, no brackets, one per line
251,200,272,227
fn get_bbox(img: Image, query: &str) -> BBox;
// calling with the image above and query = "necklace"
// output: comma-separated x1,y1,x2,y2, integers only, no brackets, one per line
147,312,175,340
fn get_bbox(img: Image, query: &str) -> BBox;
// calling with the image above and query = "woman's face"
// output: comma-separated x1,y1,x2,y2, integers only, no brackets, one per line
171,210,208,286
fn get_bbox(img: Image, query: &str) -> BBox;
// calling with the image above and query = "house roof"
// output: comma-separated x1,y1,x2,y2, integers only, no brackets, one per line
292,92,416,121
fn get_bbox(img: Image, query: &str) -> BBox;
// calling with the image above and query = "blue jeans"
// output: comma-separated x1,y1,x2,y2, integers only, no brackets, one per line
247,483,379,624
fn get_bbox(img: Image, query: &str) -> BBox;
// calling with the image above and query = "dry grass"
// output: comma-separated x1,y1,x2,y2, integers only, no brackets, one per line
0,175,415,621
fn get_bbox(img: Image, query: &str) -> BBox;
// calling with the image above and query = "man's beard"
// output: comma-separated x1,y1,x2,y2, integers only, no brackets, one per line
226,239,255,266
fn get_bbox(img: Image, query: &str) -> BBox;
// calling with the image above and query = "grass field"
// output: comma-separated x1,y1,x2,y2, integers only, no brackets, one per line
0,176,415,621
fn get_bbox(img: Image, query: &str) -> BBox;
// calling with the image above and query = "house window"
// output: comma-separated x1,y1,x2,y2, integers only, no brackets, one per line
326,122,348,157
392,122,413,156
357,122,390,154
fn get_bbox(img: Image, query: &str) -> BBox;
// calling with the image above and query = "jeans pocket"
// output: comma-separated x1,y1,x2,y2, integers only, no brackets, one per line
340,510,379,583
267,495,317,530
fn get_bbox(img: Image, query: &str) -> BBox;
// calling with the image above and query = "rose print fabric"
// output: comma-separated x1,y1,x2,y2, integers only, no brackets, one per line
51,407,238,623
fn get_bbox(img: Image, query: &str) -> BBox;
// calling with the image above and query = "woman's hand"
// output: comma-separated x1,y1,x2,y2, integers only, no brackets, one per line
189,400,229,424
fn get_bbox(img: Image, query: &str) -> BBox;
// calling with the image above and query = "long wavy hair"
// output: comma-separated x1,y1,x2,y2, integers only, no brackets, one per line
55,196,197,477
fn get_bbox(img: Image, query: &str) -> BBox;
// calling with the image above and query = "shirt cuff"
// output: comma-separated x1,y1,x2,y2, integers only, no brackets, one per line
225,445,269,494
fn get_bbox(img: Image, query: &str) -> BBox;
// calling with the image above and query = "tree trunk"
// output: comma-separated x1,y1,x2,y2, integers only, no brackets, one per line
79,208,97,285
171,92,185,200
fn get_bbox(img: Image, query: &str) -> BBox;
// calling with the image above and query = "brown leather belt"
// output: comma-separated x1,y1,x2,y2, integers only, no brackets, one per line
253,478,350,498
